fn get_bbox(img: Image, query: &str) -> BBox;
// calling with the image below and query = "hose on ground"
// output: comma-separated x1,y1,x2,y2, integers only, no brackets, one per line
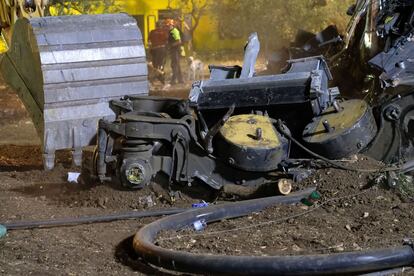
133,187,414,275
1,208,189,230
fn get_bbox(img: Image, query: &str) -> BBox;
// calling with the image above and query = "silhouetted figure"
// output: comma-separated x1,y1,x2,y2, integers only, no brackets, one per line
148,21,168,83
166,19,184,85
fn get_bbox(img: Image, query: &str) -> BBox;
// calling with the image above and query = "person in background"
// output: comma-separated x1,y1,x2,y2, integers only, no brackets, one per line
181,20,193,54
166,19,184,85
148,20,169,83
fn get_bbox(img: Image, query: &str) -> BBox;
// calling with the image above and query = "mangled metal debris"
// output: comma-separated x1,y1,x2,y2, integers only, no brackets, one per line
85,0,414,194
88,47,380,195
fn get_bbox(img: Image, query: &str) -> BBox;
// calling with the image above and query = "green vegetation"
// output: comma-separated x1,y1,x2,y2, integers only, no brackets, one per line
0,34,7,54
212,0,355,49
43,0,354,52
46,0,121,15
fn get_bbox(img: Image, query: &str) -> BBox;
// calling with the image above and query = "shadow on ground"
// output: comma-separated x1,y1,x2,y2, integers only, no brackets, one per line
115,235,187,276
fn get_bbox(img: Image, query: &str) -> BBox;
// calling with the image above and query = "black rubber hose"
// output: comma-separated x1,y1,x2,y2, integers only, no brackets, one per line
1,208,188,230
133,187,414,276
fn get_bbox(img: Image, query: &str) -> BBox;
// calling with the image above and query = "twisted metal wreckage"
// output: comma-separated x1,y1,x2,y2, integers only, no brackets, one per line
92,0,414,192
1,0,414,274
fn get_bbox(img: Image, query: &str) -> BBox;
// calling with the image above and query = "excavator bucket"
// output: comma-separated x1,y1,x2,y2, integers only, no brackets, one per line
0,13,148,169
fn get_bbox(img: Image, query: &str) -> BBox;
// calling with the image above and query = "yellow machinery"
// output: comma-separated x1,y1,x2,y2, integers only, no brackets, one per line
0,0,48,44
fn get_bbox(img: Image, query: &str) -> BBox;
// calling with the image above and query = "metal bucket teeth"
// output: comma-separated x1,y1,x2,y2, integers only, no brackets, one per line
0,13,149,170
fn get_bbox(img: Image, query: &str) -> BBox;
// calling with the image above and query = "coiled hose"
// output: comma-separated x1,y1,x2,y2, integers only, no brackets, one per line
133,187,414,275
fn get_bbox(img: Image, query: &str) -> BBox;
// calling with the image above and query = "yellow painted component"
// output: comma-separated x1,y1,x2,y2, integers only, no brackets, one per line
122,0,171,47
385,16,394,24
123,0,242,51
48,6,82,16
220,114,280,149
0,33,8,53
307,99,368,143
1,0,48,45
1,0,243,52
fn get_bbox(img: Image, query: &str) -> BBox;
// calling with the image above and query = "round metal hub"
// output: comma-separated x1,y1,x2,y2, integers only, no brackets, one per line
120,159,153,189
126,165,145,186
302,99,377,159
216,114,288,172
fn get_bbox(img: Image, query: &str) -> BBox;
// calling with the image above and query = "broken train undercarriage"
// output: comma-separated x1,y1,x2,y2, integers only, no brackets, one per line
93,4,414,194
93,53,387,193
1,1,413,196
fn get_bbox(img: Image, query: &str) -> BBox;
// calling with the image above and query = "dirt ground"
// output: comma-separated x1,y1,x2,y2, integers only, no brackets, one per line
0,71,195,275
158,158,414,259
1,63,414,276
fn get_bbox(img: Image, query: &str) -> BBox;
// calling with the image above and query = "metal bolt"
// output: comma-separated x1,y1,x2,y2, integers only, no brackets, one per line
385,106,401,121
255,128,263,140
390,109,399,119
333,100,342,113
322,120,333,133
397,61,406,69
247,118,257,124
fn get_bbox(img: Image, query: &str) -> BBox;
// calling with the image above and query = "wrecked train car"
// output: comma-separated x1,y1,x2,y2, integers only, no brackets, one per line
89,0,414,194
